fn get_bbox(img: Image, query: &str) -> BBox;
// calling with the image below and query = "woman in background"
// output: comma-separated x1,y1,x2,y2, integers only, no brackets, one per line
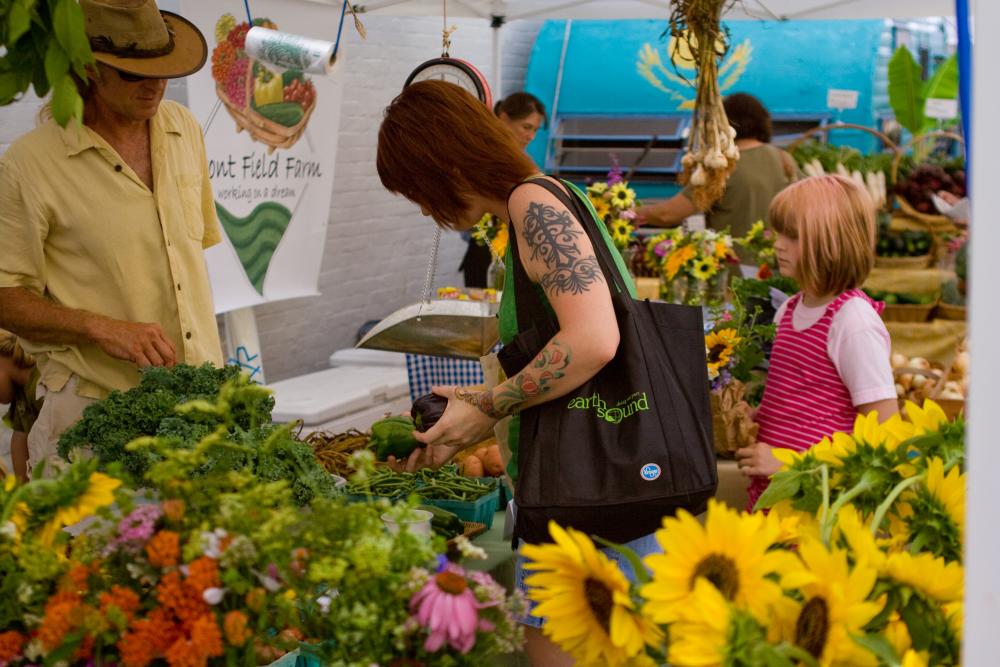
460,93,547,287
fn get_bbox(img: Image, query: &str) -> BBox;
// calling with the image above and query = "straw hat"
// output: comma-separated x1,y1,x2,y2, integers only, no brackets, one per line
81,0,207,79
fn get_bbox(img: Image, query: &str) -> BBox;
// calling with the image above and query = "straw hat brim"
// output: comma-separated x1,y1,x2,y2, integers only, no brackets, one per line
92,11,207,79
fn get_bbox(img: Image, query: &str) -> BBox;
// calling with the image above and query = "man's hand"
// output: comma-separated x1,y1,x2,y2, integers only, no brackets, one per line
88,317,177,368
735,441,784,478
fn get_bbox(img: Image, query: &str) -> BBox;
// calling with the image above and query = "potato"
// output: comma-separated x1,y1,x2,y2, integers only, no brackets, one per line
462,455,484,477
890,353,909,369
482,445,504,476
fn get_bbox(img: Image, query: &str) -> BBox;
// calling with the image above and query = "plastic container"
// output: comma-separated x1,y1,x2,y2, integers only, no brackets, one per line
381,509,433,537
420,486,500,529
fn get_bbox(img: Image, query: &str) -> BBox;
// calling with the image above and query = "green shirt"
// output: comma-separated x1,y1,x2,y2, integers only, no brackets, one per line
498,179,636,481
684,144,793,260
4,367,42,433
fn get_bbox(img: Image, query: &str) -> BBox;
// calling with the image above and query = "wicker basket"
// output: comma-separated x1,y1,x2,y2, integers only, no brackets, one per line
891,131,965,229
874,254,934,270
216,69,315,153
788,123,899,211
882,302,936,323
934,302,967,321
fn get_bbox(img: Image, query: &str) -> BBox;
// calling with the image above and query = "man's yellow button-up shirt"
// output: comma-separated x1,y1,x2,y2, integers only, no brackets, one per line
0,100,224,399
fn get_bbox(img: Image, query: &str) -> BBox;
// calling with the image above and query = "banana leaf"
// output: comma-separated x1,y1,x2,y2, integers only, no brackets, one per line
921,54,960,132
888,45,925,135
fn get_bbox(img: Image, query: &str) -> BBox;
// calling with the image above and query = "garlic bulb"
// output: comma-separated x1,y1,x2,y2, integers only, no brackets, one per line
690,165,707,186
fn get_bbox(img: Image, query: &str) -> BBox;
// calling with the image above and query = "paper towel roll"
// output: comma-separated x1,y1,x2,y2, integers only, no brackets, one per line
245,27,337,75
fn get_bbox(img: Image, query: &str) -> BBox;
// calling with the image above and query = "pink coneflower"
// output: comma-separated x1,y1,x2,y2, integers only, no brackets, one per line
409,568,495,654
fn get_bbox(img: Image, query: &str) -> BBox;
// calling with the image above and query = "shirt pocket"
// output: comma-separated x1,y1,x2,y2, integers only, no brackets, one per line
175,173,205,241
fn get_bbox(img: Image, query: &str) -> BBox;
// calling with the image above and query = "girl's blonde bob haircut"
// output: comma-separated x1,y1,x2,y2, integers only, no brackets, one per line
769,175,877,297
0,329,34,369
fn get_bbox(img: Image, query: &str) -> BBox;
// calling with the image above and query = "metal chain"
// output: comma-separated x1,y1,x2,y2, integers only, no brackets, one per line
420,225,442,303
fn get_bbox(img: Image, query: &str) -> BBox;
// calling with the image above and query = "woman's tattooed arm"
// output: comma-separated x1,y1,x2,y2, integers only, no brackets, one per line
457,338,572,418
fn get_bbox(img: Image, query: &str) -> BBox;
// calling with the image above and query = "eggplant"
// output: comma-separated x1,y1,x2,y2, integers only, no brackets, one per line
411,393,449,433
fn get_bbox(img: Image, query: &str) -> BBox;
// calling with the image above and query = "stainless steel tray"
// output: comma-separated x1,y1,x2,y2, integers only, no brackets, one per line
356,299,499,360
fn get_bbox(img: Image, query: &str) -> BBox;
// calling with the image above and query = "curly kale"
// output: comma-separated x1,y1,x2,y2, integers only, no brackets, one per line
56,364,336,505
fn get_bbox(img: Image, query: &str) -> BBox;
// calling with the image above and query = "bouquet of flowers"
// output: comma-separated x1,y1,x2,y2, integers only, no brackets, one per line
735,220,778,277
0,378,524,667
646,228,738,305
586,157,640,251
519,400,964,667
472,213,509,261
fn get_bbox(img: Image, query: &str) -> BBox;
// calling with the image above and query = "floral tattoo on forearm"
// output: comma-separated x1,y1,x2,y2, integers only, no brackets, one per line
457,339,572,419
522,201,603,296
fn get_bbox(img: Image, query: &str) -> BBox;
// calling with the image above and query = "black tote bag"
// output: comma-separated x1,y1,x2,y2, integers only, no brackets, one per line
499,178,717,545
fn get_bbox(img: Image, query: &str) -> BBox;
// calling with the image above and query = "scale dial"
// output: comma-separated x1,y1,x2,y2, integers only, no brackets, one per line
404,57,492,108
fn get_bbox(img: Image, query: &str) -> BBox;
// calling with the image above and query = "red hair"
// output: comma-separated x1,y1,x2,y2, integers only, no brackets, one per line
377,80,538,228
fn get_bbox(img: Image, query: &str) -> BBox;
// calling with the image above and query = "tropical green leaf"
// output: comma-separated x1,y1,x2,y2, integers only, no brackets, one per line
51,0,89,62
7,0,34,45
924,54,959,101
0,71,25,104
888,45,925,135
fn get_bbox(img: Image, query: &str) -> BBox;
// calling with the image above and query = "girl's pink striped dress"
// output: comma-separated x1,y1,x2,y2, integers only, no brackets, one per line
748,289,885,510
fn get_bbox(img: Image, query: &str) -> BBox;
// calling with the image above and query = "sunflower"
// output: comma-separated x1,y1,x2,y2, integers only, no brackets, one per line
587,181,609,196
835,507,886,569
781,539,882,666
641,500,795,625
852,411,916,450
884,611,912,657
713,240,732,260
904,399,949,434
664,245,697,280
608,183,636,210
610,219,635,249
901,650,929,667
770,499,821,544
666,579,732,666
705,329,740,368
884,551,963,603
591,197,612,221
689,256,720,281
924,457,964,542
39,473,121,547
490,222,509,258
522,522,663,667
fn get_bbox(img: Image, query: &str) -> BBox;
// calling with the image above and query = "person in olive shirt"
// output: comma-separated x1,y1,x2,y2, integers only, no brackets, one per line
638,93,796,255
0,0,224,476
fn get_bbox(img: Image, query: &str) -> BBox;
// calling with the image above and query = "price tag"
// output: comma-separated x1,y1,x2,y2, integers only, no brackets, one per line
827,89,859,111
925,98,959,120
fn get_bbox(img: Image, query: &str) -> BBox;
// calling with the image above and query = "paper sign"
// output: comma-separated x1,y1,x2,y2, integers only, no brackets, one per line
827,89,859,111
925,98,959,120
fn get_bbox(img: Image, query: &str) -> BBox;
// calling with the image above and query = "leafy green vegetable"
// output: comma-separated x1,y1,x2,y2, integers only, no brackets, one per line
57,364,337,505
889,45,925,135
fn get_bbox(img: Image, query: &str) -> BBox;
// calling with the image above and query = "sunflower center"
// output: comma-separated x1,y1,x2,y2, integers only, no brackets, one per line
583,577,614,634
795,596,830,659
708,343,729,363
435,571,467,595
691,554,740,600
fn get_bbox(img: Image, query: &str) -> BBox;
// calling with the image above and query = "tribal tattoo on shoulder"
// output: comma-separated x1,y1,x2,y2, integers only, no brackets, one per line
522,202,604,296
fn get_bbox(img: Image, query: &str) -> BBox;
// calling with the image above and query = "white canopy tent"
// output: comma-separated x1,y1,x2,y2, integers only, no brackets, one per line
321,0,998,658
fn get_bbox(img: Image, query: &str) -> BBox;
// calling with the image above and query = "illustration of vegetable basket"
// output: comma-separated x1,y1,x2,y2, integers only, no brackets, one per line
211,15,317,152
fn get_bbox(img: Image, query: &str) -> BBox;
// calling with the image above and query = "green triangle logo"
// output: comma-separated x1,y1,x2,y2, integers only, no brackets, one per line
215,201,293,294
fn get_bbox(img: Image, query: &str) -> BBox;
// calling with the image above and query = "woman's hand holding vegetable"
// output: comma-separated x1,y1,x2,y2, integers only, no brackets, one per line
412,386,498,467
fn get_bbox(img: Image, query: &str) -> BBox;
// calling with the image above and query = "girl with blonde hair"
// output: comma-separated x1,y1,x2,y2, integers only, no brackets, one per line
735,175,898,508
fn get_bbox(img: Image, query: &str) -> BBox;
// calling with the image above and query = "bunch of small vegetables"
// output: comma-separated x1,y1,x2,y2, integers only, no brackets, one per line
0,0,94,126
669,0,740,209
344,465,496,502
306,428,372,476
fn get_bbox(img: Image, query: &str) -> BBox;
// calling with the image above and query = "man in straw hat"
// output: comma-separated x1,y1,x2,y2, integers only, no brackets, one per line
0,0,224,476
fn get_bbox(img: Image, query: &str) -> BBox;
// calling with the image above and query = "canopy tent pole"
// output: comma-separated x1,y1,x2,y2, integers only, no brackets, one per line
544,19,572,172
965,0,1000,663
956,0,972,167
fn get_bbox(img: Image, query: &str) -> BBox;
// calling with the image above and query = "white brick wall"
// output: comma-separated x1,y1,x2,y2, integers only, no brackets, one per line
0,15,542,383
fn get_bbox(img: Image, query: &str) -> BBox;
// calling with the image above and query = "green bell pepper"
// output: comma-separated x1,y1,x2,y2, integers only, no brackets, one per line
371,416,421,461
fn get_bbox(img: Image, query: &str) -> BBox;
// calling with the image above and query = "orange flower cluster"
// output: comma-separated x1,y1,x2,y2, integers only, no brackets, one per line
157,571,210,627
37,592,82,650
223,610,252,647
66,562,94,593
164,615,224,667
185,557,220,596
245,587,267,613
146,530,181,568
0,631,26,663
100,585,142,624
118,608,180,667
162,499,186,523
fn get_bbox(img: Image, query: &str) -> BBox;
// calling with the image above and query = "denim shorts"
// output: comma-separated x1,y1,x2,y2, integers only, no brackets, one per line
513,530,662,628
